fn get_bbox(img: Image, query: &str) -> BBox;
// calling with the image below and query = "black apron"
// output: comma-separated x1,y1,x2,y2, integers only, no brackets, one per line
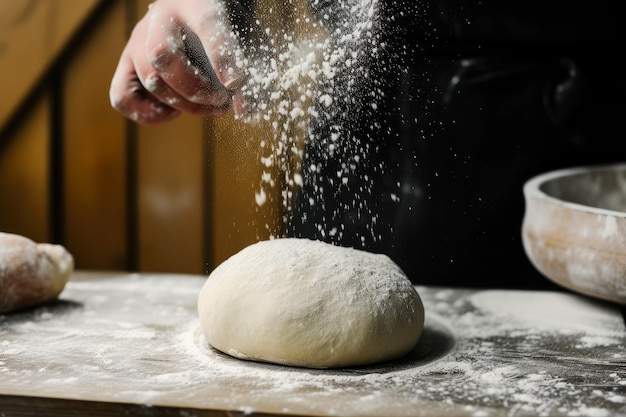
286,0,626,289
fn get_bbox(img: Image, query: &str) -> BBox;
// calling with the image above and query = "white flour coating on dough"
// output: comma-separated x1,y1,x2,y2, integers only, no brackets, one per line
0,233,73,313
197,238,424,368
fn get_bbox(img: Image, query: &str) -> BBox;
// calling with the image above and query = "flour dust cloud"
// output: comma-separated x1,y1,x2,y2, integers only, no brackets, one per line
216,0,389,242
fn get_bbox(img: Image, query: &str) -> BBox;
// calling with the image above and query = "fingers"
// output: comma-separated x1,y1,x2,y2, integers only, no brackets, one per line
110,46,181,125
109,0,239,124
144,8,234,108
109,14,177,124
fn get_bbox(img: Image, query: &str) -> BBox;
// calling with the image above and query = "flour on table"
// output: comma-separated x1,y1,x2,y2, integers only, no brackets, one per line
1,273,625,417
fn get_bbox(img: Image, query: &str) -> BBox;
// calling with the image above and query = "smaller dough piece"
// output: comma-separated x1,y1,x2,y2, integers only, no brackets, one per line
198,238,425,369
0,232,74,313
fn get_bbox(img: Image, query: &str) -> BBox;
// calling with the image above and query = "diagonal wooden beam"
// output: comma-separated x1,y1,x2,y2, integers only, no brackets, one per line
0,0,103,133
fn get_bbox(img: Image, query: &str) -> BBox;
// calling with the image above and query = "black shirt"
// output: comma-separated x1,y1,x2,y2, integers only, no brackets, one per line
284,0,626,289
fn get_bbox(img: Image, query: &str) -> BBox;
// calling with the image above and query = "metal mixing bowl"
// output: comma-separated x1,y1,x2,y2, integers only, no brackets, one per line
522,163,626,304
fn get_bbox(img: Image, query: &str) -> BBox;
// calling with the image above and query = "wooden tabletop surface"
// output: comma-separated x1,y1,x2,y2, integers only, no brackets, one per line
1,271,625,417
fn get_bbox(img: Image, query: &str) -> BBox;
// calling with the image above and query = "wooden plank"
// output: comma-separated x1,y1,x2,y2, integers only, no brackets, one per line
0,0,102,132
205,116,280,269
136,115,205,273
62,0,128,270
0,90,51,243
131,0,206,274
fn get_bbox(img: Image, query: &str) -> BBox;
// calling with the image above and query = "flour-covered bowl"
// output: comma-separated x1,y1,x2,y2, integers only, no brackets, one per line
522,163,626,304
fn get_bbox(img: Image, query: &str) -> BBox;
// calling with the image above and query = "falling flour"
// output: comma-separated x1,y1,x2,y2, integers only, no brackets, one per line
214,0,383,237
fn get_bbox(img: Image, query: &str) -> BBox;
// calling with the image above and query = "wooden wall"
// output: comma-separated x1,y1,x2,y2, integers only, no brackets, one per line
0,0,282,274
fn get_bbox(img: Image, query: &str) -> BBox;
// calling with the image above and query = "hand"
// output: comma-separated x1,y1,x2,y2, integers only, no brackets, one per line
109,0,249,124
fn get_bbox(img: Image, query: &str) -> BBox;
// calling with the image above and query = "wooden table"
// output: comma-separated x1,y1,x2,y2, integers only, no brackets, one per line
1,271,625,416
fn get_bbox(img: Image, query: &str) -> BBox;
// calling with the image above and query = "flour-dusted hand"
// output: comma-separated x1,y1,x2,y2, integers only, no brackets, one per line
0,232,74,313
109,0,252,124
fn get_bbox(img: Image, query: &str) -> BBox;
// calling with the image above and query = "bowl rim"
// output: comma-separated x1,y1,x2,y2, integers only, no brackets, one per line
523,162,626,218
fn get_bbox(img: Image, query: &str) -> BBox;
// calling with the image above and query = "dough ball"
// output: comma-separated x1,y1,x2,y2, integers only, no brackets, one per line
198,238,424,368
0,232,74,313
